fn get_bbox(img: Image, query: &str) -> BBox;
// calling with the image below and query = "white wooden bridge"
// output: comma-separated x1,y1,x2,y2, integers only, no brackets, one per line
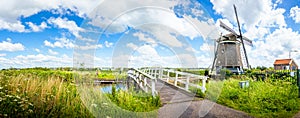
127,67,207,104
127,67,252,117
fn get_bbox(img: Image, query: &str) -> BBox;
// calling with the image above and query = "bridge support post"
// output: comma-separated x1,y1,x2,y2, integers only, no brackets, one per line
144,76,148,92
151,68,154,77
201,77,207,93
159,68,163,79
167,70,170,82
175,72,178,86
151,79,155,96
185,76,190,91
153,68,157,78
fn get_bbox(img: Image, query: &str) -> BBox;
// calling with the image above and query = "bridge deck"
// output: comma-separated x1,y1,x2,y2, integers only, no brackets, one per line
153,78,251,118
154,79,194,104
128,68,251,117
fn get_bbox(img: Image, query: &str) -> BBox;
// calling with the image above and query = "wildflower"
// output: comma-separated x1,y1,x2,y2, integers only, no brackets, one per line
28,109,33,113
0,87,2,89
91,103,97,107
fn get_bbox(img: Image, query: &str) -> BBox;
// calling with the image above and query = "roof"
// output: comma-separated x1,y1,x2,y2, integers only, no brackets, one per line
274,59,292,65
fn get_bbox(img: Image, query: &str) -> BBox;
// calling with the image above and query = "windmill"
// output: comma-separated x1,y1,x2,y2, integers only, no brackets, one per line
211,4,253,74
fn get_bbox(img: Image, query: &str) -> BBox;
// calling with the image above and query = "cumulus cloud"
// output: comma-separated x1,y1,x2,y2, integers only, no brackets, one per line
0,53,73,69
26,22,48,32
0,38,25,51
44,37,74,49
133,32,156,45
48,17,82,37
0,0,102,32
104,41,113,48
209,0,300,68
126,43,138,50
74,44,103,50
48,49,58,55
35,48,40,53
211,0,286,39
290,6,300,23
248,28,300,66
0,53,6,57
0,20,26,32
86,0,215,43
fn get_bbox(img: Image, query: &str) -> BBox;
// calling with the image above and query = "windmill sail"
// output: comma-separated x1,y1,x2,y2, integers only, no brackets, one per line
220,21,238,36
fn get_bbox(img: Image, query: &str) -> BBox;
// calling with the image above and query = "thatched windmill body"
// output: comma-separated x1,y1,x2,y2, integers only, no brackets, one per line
212,5,253,74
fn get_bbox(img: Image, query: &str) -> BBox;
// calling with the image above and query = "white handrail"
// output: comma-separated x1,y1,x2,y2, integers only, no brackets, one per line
143,67,207,93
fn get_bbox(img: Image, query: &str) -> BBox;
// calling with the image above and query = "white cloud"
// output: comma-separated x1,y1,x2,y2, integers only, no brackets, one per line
133,32,156,45
87,0,177,33
126,43,138,50
87,1,213,43
74,44,103,50
290,6,300,23
248,28,300,67
48,17,82,37
35,48,40,53
104,41,113,48
211,0,286,38
185,47,199,53
0,0,102,32
0,38,25,51
210,0,300,68
26,22,48,32
44,37,74,49
0,19,26,32
0,53,73,69
0,53,6,57
48,49,58,55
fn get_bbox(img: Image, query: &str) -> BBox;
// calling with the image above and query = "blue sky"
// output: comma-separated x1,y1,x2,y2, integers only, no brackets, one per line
0,0,299,69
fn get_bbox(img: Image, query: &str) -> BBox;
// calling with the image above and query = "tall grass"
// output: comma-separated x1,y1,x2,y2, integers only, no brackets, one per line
217,79,300,117
0,70,92,117
0,69,160,117
107,86,161,112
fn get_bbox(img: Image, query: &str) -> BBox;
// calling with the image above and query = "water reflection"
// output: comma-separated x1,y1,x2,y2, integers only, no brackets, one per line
100,83,127,93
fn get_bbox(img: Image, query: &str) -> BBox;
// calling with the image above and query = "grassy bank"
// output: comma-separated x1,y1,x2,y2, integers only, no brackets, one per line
107,86,161,112
0,69,92,117
78,70,127,81
204,78,300,117
0,69,159,117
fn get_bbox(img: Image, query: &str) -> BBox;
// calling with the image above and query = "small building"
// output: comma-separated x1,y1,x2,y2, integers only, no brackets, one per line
273,59,298,71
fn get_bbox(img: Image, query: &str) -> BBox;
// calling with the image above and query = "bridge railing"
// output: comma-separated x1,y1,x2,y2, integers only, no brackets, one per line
144,67,207,93
127,68,157,96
